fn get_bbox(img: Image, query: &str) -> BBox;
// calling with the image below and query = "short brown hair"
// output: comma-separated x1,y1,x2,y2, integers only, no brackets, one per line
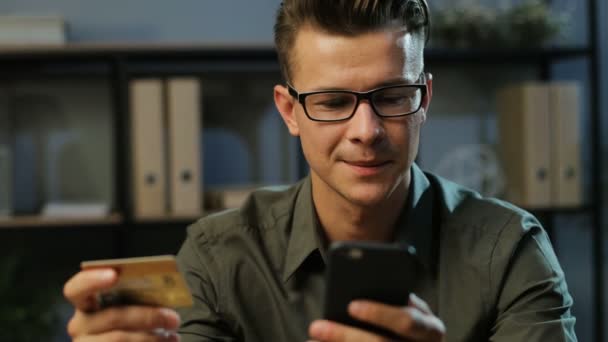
274,0,431,82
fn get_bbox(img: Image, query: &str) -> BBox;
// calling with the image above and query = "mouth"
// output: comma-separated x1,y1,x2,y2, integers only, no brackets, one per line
342,160,392,176
346,160,391,167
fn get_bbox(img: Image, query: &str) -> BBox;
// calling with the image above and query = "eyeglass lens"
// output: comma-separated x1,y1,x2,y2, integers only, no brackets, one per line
304,86,422,120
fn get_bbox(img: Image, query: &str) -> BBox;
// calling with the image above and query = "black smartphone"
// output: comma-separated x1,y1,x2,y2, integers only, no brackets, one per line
323,241,422,338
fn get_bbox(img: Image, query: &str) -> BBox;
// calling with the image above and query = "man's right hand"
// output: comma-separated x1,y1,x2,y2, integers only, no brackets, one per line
63,268,181,341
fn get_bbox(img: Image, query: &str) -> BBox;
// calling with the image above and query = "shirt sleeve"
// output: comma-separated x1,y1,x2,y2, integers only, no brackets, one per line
489,216,577,341
176,228,239,342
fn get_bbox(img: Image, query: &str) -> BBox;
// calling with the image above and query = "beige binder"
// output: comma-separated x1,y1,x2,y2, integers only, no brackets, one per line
549,82,582,207
166,78,202,216
497,83,551,208
129,79,167,219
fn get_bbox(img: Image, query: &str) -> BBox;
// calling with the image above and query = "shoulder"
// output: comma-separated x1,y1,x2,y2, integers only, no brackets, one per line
427,172,568,310
185,180,305,249
177,179,307,294
427,171,555,284
428,171,542,242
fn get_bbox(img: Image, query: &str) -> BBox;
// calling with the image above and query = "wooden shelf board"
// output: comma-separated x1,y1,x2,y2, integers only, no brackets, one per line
425,47,591,65
0,42,274,53
0,211,233,228
133,214,203,224
0,213,123,228
0,43,277,61
0,44,590,62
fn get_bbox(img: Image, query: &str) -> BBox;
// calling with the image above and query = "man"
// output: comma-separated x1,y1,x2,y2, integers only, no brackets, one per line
64,0,578,341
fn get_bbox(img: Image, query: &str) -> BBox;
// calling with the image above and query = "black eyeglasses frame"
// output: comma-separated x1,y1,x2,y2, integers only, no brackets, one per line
287,80,428,122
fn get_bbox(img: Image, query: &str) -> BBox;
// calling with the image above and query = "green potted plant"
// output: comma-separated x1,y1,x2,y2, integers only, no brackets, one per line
432,0,568,49
0,254,62,341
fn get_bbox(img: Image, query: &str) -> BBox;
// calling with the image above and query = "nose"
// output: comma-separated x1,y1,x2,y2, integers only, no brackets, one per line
345,99,385,146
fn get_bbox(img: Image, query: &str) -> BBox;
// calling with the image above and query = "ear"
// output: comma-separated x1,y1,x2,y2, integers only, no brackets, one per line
421,72,433,122
274,84,300,136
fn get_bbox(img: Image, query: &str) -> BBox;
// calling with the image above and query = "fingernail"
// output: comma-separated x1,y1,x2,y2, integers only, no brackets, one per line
153,328,179,341
348,301,364,315
166,331,180,342
309,320,329,338
160,308,181,328
409,292,421,304
97,269,115,280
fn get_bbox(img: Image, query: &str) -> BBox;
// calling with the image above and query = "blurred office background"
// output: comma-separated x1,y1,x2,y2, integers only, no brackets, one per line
0,0,606,341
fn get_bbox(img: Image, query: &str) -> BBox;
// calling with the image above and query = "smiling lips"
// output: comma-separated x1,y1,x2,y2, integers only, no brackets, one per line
343,159,392,176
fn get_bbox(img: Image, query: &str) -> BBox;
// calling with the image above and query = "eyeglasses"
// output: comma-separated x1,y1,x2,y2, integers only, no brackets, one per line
287,77,427,122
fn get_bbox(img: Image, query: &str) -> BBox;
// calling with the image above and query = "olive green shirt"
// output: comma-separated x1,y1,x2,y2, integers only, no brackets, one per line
176,164,577,341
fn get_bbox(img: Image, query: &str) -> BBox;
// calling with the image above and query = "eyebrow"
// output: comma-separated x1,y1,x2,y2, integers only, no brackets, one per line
376,77,419,87
308,77,419,92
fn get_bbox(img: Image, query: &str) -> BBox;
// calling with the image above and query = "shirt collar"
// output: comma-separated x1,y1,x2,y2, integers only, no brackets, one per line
282,163,437,282
393,163,437,272
282,176,321,282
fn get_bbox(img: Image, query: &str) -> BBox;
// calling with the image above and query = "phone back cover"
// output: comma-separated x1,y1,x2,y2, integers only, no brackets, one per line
323,242,422,337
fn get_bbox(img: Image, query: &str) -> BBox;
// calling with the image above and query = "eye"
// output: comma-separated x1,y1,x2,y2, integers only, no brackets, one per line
309,93,355,110
318,97,351,108
375,94,408,106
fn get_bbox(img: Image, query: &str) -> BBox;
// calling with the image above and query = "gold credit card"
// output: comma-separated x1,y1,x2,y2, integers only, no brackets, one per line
81,255,193,309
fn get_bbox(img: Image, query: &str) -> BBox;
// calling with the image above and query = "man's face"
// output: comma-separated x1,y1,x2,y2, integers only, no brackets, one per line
275,25,432,207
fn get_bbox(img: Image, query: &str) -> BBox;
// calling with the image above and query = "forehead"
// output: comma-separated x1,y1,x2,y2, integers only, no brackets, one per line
290,25,424,89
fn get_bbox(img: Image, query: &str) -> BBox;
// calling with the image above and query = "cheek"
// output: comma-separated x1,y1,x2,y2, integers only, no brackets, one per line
403,112,426,144
385,114,424,164
297,117,342,163
387,112,425,142
406,110,427,127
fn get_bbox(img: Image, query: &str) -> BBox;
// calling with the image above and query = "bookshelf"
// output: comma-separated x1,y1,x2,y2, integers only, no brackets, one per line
0,44,295,224
0,43,600,217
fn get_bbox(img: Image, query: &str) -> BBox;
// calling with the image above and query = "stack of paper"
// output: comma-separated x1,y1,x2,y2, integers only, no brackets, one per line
0,16,66,45
41,202,109,218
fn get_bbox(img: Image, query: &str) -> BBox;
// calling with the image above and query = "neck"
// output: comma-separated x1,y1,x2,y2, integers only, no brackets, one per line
312,171,410,243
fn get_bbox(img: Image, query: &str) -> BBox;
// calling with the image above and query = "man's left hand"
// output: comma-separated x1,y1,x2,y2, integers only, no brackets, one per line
308,294,445,342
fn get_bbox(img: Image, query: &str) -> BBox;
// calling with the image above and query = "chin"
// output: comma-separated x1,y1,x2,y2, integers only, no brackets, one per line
340,183,397,208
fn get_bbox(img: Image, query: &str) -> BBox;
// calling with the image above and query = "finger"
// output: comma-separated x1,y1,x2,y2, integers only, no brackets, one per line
309,319,391,342
64,269,118,311
74,329,180,342
348,301,445,340
68,306,180,337
408,293,432,315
